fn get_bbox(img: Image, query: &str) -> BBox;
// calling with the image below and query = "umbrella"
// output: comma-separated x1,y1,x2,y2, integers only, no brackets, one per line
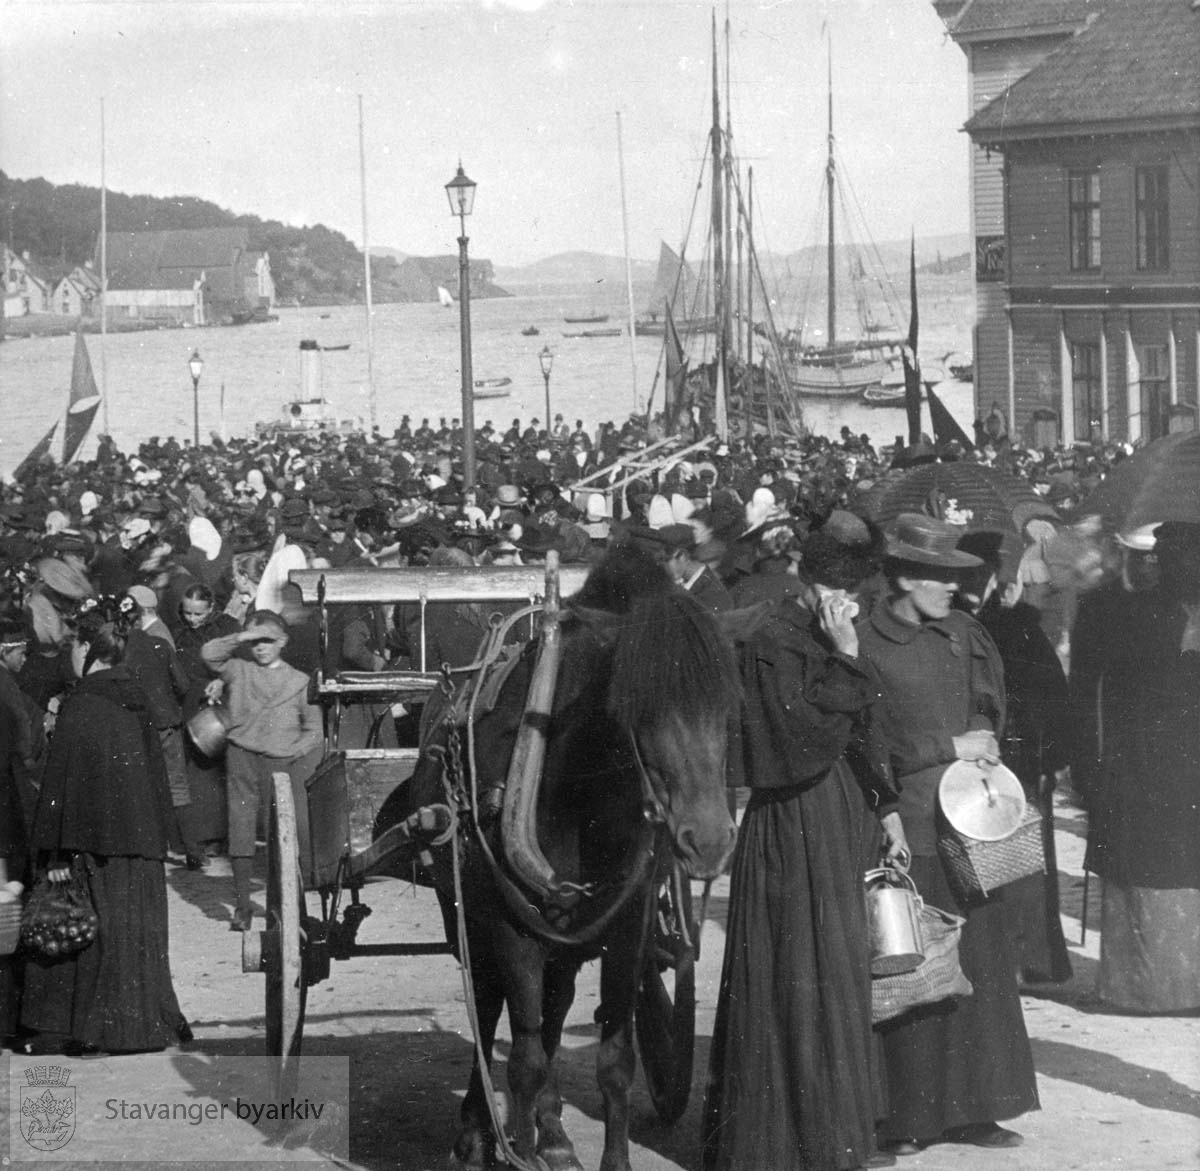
864,460,1058,535
1073,431,1200,531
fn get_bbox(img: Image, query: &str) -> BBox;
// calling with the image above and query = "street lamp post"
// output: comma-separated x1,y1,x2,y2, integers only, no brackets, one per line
539,345,554,435
445,163,478,499
188,349,204,448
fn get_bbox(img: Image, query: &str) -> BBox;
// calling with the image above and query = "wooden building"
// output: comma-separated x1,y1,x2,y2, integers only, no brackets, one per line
938,0,1200,446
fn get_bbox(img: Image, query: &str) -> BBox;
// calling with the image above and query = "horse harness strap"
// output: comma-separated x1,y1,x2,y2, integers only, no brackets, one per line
437,630,668,950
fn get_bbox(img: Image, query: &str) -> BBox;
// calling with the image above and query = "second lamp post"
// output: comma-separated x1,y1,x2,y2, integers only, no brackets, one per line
188,349,203,448
445,162,477,498
539,345,554,435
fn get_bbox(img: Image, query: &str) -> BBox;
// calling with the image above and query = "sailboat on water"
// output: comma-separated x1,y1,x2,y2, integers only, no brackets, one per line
634,243,717,337
780,49,906,398
437,285,455,308
14,327,103,478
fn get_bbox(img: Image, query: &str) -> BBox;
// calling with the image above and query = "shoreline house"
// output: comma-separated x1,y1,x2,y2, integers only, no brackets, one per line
3,246,53,318
937,0,1200,446
101,228,275,326
52,263,103,318
391,255,510,302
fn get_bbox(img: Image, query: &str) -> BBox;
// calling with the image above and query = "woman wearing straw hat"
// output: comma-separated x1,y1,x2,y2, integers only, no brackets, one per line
858,514,1038,1155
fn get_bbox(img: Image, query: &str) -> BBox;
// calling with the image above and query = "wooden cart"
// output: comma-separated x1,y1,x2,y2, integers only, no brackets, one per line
241,562,702,1121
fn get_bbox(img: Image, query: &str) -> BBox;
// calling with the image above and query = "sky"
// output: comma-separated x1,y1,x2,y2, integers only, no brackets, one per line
1,0,971,267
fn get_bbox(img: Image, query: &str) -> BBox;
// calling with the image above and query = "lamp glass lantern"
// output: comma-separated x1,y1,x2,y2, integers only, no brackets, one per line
445,164,477,220
188,350,203,383
539,345,554,379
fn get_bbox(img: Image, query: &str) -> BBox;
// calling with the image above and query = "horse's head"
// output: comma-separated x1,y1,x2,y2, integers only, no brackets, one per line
599,584,739,880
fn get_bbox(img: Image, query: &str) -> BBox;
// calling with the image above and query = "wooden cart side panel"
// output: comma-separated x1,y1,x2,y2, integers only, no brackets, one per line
289,564,590,605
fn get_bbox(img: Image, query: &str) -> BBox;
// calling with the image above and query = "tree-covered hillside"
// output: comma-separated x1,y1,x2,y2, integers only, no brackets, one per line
0,171,409,305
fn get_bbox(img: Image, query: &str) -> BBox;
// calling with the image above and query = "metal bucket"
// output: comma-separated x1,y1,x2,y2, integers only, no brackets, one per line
865,867,925,976
186,703,232,758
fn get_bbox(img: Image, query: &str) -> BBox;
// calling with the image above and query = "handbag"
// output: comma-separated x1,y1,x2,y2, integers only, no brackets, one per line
871,901,972,1025
20,859,99,959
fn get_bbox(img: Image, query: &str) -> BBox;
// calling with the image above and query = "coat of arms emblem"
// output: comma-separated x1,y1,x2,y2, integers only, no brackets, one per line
20,1064,76,1151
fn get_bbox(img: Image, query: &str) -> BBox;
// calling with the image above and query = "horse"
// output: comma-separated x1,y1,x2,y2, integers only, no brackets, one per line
391,543,740,1171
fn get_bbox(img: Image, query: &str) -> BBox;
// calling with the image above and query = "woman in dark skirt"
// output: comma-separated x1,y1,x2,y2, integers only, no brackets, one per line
172,583,241,851
703,519,905,1171
21,596,190,1054
858,514,1039,1154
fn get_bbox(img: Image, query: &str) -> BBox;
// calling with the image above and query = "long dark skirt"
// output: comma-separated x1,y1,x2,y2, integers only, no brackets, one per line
876,854,1039,1143
21,854,188,1052
703,763,883,1171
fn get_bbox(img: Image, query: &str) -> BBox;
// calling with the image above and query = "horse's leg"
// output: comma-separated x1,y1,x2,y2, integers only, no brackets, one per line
495,923,549,1166
452,914,506,1169
534,952,584,1171
595,904,650,1171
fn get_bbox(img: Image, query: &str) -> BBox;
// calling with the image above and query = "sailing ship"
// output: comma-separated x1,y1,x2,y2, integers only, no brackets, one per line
778,54,905,398
633,243,717,337
14,328,102,477
437,286,454,308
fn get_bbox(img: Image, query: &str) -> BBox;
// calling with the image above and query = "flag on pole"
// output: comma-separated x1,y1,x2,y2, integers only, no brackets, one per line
926,382,975,451
903,234,923,446
62,327,102,465
13,420,59,482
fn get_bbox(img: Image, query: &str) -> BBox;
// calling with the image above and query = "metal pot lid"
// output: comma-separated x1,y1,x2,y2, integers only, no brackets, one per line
938,759,1026,842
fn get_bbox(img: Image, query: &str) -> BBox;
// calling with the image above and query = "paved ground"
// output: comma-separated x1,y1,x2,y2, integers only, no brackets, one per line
4,794,1199,1170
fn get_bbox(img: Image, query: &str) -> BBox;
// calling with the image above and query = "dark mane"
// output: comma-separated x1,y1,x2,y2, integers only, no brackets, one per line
569,542,673,614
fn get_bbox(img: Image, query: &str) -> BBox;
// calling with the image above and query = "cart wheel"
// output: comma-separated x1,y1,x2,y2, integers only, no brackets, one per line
635,868,697,1124
264,771,307,1103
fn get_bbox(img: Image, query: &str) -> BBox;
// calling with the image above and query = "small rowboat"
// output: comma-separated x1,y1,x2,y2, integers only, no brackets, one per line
521,325,540,337
474,377,512,399
562,328,622,339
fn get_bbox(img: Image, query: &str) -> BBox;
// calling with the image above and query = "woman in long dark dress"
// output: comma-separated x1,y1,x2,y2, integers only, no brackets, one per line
703,523,906,1171
858,514,1039,1153
172,583,240,852
21,597,190,1054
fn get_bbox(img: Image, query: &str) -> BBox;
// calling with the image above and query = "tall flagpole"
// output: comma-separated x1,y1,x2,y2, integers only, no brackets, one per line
99,96,109,437
615,110,639,412
358,94,377,431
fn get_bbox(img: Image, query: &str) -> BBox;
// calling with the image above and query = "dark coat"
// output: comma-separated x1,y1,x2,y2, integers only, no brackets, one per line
30,667,174,860
739,601,894,808
1070,581,1200,888
124,628,189,730
858,601,1005,855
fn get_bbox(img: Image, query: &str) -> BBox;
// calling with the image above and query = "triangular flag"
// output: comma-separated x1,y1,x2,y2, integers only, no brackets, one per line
927,382,975,451
62,328,102,464
14,419,59,482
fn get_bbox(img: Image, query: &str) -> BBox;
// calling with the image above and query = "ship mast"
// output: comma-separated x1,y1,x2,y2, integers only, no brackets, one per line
825,43,836,351
710,10,729,439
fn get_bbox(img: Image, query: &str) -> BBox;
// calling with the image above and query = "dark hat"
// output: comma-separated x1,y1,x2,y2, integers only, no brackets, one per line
885,513,982,569
279,497,311,520
956,529,1023,584
514,522,561,555
656,523,697,552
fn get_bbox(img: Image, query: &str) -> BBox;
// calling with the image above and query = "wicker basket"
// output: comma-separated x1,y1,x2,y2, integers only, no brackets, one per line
937,805,1045,904
0,900,22,956
871,903,972,1024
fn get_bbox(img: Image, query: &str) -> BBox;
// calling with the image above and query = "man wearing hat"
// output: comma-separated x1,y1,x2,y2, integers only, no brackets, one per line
858,513,1038,1156
659,523,732,613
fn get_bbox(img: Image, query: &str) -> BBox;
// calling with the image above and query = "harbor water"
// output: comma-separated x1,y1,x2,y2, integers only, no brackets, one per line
0,286,976,477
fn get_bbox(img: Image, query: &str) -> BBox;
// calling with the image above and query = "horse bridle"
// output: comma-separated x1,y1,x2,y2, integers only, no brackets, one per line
629,730,670,827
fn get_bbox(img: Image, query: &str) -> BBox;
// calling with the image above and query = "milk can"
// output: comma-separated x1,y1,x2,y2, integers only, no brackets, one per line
864,865,925,976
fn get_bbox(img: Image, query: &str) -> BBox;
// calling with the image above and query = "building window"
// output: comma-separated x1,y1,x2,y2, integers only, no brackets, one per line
1071,341,1102,440
1138,343,1170,439
1136,166,1169,271
1068,169,1101,271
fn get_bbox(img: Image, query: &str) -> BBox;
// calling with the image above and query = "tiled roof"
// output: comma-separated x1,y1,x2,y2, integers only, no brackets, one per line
967,0,1200,138
103,228,249,273
948,0,1105,39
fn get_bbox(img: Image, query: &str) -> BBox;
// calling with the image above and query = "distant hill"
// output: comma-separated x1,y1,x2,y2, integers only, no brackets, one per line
494,251,657,288
0,171,415,307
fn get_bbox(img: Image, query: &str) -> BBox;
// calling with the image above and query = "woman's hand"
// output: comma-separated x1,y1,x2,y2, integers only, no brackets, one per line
817,593,859,658
952,729,1001,764
47,858,71,883
880,811,910,868
204,679,224,703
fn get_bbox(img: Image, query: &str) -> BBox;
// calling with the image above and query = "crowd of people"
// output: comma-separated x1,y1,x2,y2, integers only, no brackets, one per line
0,407,1196,1167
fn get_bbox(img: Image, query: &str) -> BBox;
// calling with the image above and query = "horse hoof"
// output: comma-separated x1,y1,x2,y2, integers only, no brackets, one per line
452,1128,497,1169
537,1143,583,1171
